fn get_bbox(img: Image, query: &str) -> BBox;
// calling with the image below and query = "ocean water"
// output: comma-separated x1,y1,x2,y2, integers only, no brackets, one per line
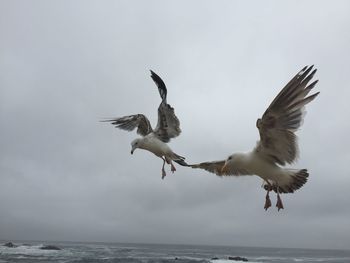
1,241,350,263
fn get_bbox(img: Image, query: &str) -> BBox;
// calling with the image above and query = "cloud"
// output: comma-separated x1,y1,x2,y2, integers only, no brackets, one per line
1,0,350,250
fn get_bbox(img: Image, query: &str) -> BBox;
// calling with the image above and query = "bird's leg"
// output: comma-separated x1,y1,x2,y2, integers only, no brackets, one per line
161,157,166,179
264,190,272,210
170,161,176,173
276,186,284,211
264,180,272,211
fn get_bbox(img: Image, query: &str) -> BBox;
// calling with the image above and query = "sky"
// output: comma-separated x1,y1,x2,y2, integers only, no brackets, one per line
1,0,350,250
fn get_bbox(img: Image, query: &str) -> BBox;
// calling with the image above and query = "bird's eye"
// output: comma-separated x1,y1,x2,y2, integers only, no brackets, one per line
228,156,232,160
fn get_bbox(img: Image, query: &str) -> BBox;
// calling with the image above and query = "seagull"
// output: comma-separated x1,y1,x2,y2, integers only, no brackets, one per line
186,66,319,210
103,70,187,179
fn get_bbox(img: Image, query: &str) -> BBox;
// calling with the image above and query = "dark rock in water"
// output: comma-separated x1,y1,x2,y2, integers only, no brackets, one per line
40,245,61,250
3,242,17,248
211,257,219,260
228,256,248,261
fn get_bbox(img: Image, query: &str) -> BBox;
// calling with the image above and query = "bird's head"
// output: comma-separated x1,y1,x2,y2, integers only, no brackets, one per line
131,138,142,154
221,154,234,174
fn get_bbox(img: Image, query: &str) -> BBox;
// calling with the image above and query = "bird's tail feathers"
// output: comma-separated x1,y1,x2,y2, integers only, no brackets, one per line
172,152,185,160
171,152,188,166
173,159,189,166
264,169,309,194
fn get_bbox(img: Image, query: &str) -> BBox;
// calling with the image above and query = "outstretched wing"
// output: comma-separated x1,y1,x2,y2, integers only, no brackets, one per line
102,114,153,136
150,70,167,102
150,70,181,143
255,65,319,165
189,160,250,177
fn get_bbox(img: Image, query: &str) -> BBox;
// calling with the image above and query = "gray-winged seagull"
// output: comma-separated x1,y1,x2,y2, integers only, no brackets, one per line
185,66,319,210
103,71,187,179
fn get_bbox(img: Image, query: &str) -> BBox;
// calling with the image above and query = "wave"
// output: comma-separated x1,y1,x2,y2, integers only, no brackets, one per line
211,260,262,263
0,244,71,256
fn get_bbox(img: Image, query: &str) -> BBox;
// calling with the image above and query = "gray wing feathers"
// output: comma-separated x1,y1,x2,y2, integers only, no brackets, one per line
154,103,181,142
103,71,180,140
189,160,250,176
150,70,181,143
255,65,319,165
103,114,153,136
269,66,316,109
189,160,226,176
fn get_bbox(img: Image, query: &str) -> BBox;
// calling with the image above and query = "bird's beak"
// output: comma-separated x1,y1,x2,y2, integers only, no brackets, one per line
221,163,228,174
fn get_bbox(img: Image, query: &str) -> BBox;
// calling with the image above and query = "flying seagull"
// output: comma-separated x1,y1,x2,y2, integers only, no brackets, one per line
186,66,319,210
103,71,187,179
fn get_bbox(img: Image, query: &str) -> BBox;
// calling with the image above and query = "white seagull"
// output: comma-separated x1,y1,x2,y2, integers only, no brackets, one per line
104,71,187,179
186,66,319,210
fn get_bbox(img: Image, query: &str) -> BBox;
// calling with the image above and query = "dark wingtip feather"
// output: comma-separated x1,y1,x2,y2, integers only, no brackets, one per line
306,79,319,91
150,70,167,102
174,159,189,167
309,68,317,77
150,70,161,80
299,65,314,80
304,91,320,104
299,68,318,88
100,119,116,123
150,70,162,83
312,91,320,98
307,65,316,75
299,65,309,74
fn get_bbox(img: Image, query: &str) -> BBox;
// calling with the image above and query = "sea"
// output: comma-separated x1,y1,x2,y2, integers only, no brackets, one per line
1,241,350,263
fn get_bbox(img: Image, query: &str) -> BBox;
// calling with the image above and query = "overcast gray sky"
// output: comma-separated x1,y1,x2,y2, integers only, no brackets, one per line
1,0,350,250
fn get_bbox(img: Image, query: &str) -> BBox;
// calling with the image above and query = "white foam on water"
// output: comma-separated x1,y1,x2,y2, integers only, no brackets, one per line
0,244,65,256
292,258,350,262
211,260,262,263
